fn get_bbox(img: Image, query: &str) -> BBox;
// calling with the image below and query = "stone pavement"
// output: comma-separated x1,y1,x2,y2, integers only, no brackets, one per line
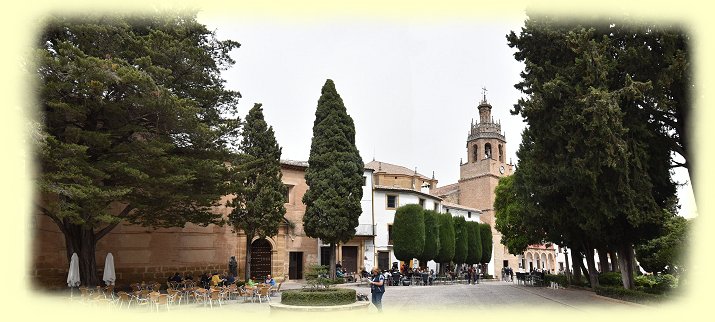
58,279,645,315
341,280,646,313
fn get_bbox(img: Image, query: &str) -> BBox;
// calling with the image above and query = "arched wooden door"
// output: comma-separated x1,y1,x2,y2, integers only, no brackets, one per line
250,239,272,280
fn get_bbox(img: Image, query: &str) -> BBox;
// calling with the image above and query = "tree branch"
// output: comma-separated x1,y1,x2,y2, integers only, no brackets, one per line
95,204,134,241
36,203,68,236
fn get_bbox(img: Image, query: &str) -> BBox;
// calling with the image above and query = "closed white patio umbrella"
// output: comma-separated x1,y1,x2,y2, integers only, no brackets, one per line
67,253,80,297
102,253,116,286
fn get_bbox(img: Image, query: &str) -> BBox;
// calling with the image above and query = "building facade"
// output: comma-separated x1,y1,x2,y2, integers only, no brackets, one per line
31,161,319,289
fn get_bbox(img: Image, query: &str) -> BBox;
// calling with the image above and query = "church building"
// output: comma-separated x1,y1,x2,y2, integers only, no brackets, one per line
431,93,555,275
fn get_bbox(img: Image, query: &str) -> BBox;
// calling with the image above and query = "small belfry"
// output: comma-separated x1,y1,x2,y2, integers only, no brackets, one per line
467,89,507,164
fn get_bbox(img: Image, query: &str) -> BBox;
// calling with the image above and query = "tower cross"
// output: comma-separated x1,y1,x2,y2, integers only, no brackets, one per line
481,86,488,102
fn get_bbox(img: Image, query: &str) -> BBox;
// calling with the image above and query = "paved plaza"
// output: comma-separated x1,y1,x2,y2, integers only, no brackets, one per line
58,279,644,315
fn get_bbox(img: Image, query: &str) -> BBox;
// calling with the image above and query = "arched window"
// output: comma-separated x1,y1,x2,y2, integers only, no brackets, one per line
498,144,503,162
484,143,492,159
472,144,478,162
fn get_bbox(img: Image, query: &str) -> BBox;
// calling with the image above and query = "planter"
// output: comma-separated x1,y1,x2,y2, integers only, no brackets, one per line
269,301,370,312
280,288,356,306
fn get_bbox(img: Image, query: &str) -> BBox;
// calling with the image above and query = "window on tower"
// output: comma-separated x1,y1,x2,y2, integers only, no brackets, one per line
498,144,503,162
472,144,478,162
484,143,492,159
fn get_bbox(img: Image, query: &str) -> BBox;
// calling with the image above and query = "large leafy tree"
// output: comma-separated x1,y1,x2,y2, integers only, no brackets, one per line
452,216,468,265
635,215,689,275
419,210,441,265
228,103,286,280
392,204,425,267
35,13,241,286
434,213,455,271
302,79,364,278
465,221,482,266
494,174,545,255
506,14,681,289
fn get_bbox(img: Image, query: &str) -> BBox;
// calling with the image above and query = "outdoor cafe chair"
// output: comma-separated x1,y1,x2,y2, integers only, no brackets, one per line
155,294,170,311
256,286,271,303
208,289,223,308
241,286,256,303
193,288,209,306
116,291,132,309
167,289,182,307
270,280,283,296
226,284,239,300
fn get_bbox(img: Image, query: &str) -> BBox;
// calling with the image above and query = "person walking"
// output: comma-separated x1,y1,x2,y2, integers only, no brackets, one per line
369,267,385,312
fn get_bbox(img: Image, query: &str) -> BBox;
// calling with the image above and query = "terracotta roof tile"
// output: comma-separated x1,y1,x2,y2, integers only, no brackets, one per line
431,182,460,197
441,201,482,213
365,160,432,180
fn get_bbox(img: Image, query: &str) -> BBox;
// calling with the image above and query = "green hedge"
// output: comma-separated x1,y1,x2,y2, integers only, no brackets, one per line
281,288,356,306
544,274,569,286
633,274,678,294
598,272,622,286
594,285,664,304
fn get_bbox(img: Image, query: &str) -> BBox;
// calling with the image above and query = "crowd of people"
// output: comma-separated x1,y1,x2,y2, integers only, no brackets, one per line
166,271,279,290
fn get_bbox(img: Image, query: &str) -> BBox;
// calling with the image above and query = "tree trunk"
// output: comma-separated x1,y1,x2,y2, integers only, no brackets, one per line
583,247,600,288
63,222,100,287
570,250,583,282
329,243,337,279
578,261,589,279
609,250,619,272
597,248,610,273
618,243,635,289
244,234,252,281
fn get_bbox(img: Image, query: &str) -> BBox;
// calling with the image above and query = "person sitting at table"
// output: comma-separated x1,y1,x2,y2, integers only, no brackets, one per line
246,277,257,289
183,273,193,281
360,267,369,278
169,272,183,283
265,274,276,287
336,269,345,278
225,273,236,285
210,272,223,287
200,272,211,289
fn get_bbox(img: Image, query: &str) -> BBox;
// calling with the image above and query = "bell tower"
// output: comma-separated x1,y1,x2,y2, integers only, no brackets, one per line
457,88,516,275
461,88,511,183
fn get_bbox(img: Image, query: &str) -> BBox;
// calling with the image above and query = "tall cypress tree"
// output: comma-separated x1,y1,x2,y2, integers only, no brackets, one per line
466,221,482,266
303,79,364,278
480,223,493,273
393,204,425,267
419,210,441,265
435,213,455,272
453,216,468,265
229,103,287,281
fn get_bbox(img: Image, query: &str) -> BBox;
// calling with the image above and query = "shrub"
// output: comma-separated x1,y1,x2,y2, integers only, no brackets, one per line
598,272,622,286
281,288,356,306
634,275,657,288
570,276,590,287
544,274,569,287
654,274,678,291
633,274,678,294
594,285,664,304
304,264,332,289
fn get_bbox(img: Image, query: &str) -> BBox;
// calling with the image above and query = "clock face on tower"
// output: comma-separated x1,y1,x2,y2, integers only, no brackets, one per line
499,165,505,174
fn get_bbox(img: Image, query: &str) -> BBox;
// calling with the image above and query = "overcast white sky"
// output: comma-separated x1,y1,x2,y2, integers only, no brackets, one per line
198,13,697,219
